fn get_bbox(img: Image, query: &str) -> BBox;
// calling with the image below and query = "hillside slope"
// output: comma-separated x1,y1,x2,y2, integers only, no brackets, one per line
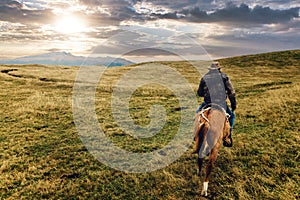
0,50,299,199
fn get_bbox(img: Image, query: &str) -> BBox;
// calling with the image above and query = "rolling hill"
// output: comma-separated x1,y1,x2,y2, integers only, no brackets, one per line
0,50,299,199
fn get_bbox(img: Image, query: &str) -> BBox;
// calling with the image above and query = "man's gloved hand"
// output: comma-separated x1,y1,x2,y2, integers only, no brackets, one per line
232,105,236,112
229,93,236,112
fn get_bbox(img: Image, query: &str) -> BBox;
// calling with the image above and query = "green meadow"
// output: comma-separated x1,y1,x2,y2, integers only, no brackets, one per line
0,50,299,199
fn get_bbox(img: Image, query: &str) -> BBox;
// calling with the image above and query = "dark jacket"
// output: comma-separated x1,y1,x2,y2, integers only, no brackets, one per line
197,69,236,111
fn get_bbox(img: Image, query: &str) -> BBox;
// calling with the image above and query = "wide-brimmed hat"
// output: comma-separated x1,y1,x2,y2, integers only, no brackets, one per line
207,62,224,70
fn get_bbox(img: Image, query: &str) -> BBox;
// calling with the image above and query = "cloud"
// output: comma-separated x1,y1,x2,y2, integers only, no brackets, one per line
151,3,300,25
1,1,298,29
202,26,300,58
0,0,133,27
0,0,22,8
45,48,77,53
90,30,149,55
212,3,299,24
0,0,299,60
78,0,102,7
0,0,55,24
84,28,123,39
0,20,79,42
68,0,141,27
89,28,209,58
131,0,213,11
124,48,178,56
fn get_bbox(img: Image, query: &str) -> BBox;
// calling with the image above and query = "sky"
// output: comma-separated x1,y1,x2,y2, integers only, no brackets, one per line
0,0,299,62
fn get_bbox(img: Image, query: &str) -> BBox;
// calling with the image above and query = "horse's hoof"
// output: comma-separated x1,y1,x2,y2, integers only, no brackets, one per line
201,182,209,196
201,190,208,196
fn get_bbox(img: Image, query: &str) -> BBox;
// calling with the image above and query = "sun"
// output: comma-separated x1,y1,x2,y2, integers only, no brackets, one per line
54,15,86,34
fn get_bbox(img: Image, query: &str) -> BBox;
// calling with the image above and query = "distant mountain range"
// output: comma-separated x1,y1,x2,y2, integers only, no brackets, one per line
0,52,134,67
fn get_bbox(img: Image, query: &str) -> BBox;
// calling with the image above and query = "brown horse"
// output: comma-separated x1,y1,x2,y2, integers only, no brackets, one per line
193,105,231,196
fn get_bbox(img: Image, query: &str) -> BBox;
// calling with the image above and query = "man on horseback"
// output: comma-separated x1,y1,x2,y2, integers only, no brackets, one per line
196,62,236,147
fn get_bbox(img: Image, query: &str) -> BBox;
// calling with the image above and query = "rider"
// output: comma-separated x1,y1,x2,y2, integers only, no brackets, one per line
196,62,236,147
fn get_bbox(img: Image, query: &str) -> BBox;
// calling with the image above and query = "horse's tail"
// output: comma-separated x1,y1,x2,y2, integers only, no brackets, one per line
193,110,210,154
198,123,210,158
193,122,205,154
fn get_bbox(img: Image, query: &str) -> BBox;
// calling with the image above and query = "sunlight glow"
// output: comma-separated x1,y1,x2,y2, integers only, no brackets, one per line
54,15,86,34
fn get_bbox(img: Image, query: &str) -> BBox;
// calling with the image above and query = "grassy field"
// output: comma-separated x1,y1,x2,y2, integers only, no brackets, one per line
0,50,299,199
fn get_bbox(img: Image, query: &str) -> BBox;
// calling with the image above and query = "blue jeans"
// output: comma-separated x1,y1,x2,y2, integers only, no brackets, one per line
196,102,236,133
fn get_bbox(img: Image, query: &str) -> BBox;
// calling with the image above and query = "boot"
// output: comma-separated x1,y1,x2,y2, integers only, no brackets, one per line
223,131,233,147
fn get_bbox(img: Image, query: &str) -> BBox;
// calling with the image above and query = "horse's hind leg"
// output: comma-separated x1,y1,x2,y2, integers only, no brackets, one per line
197,157,203,176
201,143,221,196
